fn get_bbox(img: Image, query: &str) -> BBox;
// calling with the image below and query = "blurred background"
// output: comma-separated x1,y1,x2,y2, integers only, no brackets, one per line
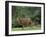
12,6,41,31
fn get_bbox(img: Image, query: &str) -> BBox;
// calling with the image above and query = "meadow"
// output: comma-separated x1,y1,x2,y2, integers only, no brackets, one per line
12,6,41,31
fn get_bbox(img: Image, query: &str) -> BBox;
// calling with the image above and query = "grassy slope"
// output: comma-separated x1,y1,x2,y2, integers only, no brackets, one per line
12,24,41,31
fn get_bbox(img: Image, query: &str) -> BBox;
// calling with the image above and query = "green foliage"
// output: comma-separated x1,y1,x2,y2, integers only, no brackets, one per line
12,6,41,28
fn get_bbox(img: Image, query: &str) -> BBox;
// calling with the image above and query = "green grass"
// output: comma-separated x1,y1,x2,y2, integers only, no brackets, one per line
12,24,41,31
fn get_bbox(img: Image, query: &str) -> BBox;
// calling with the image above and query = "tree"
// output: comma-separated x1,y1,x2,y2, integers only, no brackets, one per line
12,6,41,28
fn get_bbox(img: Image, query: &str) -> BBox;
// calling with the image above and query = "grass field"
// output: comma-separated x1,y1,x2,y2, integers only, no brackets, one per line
12,6,41,31
12,24,41,31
